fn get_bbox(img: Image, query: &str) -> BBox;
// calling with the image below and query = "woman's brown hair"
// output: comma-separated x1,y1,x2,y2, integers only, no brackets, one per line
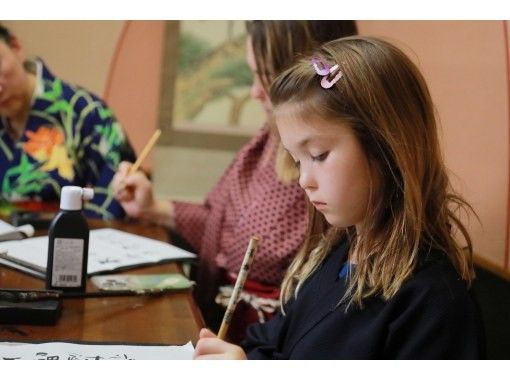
246,21,358,182
246,21,357,90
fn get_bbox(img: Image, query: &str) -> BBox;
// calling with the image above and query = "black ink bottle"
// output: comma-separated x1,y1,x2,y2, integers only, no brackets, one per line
46,186,94,292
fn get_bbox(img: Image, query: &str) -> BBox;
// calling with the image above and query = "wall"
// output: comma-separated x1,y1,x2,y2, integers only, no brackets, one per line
358,21,509,276
103,21,166,169
3,21,123,96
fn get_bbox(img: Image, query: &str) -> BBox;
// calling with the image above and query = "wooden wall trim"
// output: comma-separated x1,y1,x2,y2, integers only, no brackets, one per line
475,254,510,281
504,20,510,272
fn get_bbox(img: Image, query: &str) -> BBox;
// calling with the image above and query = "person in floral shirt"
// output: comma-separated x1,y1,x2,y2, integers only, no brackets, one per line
0,24,135,219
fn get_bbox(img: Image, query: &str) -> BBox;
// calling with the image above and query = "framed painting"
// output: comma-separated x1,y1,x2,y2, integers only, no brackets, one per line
158,20,264,151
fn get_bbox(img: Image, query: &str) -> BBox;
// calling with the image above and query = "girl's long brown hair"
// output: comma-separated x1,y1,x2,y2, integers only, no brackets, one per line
270,36,476,308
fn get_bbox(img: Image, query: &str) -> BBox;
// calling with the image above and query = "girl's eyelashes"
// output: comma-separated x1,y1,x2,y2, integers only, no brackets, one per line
289,152,328,169
287,150,328,168
311,151,329,162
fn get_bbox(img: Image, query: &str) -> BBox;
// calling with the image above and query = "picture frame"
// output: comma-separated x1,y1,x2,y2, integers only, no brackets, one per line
158,20,264,151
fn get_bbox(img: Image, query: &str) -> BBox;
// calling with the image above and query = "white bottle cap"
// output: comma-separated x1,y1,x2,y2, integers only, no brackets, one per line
60,186,95,211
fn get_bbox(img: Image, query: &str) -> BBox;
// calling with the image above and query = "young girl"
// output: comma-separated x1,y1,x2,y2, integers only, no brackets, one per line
193,36,485,359
113,21,357,343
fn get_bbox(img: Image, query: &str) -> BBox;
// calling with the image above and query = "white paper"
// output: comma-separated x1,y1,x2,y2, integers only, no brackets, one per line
0,220,34,241
0,256,45,278
0,341,194,360
0,220,17,234
0,228,196,275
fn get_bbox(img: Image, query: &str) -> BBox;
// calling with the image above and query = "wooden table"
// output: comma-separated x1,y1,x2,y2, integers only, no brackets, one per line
0,219,204,344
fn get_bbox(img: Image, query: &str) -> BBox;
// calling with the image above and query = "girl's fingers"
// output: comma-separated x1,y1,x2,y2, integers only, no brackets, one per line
194,354,227,360
193,336,246,360
194,337,222,356
199,328,216,338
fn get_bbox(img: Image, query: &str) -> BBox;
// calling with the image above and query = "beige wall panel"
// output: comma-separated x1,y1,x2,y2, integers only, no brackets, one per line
103,21,166,168
358,21,508,269
3,21,124,97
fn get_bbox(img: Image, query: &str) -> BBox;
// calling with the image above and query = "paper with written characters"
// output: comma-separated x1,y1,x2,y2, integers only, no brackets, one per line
0,341,194,360
0,228,196,275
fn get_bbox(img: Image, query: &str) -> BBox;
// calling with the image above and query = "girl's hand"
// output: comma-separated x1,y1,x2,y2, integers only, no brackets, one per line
193,328,247,360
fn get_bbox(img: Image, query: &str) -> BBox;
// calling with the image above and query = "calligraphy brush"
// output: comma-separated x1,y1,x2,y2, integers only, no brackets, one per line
0,287,190,303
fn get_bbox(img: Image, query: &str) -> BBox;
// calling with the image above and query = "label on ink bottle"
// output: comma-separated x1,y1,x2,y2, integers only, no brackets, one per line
51,238,84,287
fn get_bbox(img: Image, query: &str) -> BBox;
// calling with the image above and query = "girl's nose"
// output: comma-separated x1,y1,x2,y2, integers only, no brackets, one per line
298,168,316,190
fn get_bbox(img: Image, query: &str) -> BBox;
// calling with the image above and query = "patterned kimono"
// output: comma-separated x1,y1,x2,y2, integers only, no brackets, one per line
173,124,308,342
0,59,135,219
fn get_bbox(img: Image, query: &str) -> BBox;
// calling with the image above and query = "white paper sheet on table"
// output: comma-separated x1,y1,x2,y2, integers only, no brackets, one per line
0,219,34,241
0,228,196,276
0,341,194,360
0,220,17,235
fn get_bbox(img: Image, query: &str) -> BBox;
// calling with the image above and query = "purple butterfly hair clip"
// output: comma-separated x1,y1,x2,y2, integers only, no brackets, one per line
311,57,343,89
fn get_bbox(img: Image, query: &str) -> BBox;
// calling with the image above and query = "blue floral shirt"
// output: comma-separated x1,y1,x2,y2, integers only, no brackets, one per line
0,59,136,219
